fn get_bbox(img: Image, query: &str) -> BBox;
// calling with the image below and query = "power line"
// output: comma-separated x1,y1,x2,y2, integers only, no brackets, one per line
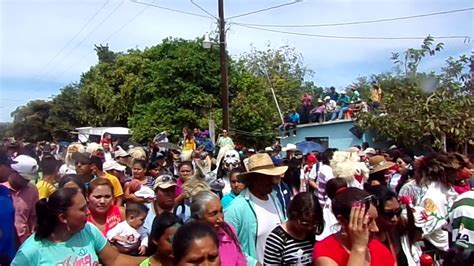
233,23,471,40
227,0,302,20
103,0,153,42
44,0,126,80
34,0,110,80
190,0,217,20
53,0,153,82
234,6,474,28
130,0,213,19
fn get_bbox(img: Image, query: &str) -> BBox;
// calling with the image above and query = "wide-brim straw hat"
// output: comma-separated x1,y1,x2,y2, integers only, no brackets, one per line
239,153,288,180
368,155,396,174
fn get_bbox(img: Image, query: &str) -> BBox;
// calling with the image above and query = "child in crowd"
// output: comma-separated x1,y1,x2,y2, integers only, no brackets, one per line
107,203,149,255
221,168,246,208
128,179,156,201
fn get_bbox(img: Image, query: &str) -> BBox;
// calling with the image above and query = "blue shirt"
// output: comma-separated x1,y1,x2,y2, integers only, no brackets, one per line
0,186,16,263
337,95,350,108
221,191,238,209
288,112,300,124
12,222,107,266
273,183,291,217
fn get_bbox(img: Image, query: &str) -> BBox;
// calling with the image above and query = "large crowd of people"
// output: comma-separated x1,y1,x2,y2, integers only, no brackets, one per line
0,129,473,266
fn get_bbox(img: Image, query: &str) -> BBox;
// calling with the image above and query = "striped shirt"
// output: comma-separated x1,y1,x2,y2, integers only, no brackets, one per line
311,163,334,206
448,190,474,250
263,225,314,266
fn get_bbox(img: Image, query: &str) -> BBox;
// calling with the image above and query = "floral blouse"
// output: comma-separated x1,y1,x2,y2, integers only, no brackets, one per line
400,180,458,251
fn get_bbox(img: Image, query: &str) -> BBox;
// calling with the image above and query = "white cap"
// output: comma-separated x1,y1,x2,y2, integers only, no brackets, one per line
264,147,273,152
363,148,376,155
103,160,126,172
282,143,297,152
324,96,331,100
11,155,39,180
114,147,130,158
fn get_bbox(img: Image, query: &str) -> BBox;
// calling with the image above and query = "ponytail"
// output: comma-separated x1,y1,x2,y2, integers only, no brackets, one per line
35,188,79,240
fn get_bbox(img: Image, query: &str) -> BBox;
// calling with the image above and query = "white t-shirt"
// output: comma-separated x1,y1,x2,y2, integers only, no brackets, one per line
222,175,231,195
106,220,148,250
250,192,281,264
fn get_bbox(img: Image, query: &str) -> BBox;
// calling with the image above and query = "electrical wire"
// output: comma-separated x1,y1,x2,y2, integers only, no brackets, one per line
130,0,213,19
227,0,302,20
233,23,471,40
190,0,217,20
53,0,153,82
233,7,474,28
103,0,153,42
45,0,126,81
34,0,110,80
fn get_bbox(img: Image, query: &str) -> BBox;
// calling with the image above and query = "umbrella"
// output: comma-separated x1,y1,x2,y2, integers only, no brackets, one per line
157,142,180,150
295,141,326,154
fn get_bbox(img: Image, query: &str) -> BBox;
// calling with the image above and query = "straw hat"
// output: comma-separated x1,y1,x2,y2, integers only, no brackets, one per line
368,155,395,174
239,153,288,179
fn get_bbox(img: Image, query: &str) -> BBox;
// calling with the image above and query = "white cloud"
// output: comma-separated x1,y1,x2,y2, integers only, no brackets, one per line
0,0,472,121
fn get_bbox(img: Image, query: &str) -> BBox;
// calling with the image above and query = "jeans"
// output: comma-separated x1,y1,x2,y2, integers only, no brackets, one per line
331,108,340,120
338,107,349,119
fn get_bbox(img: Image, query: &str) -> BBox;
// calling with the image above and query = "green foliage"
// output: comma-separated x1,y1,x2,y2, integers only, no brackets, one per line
10,100,53,142
358,38,473,151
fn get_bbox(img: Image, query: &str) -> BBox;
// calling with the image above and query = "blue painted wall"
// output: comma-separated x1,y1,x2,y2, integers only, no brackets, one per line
280,120,387,151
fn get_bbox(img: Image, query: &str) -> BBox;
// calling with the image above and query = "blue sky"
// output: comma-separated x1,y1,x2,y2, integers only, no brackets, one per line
1,0,473,122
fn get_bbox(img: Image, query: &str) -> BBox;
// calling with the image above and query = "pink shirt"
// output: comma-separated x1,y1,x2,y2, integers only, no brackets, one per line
176,178,185,197
1,182,39,243
218,224,246,266
302,95,313,107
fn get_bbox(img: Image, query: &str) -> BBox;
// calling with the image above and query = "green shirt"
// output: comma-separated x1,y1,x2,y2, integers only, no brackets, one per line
12,223,107,266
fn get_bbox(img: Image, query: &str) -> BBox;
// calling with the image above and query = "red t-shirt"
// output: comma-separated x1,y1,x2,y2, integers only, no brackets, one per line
313,234,395,266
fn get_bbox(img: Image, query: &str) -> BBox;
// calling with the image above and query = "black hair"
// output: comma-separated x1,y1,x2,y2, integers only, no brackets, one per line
332,187,370,221
384,149,400,162
398,155,414,166
172,221,219,265
229,167,245,179
367,169,388,187
178,161,194,171
89,156,103,171
288,192,324,235
133,159,147,170
318,150,334,165
147,161,160,171
147,213,183,256
41,157,61,176
125,202,149,218
58,174,87,197
326,178,348,200
365,185,397,213
35,188,80,240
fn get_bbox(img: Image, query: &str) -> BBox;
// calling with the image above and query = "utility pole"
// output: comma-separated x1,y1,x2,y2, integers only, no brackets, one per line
218,0,229,131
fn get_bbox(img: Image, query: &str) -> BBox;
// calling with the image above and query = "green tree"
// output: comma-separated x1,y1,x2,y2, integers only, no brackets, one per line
357,38,473,151
10,100,53,142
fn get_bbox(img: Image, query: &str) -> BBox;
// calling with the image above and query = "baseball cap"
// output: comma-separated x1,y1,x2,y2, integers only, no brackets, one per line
72,152,92,164
363,148,376,155
10,155,39,180
103,160,126,172
114,147,131,158
0,150,17,165
153,174,177,190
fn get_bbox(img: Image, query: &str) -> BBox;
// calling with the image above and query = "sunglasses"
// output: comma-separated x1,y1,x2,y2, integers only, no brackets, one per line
382,208,402,219
357,195,379,211
158,175,177,183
